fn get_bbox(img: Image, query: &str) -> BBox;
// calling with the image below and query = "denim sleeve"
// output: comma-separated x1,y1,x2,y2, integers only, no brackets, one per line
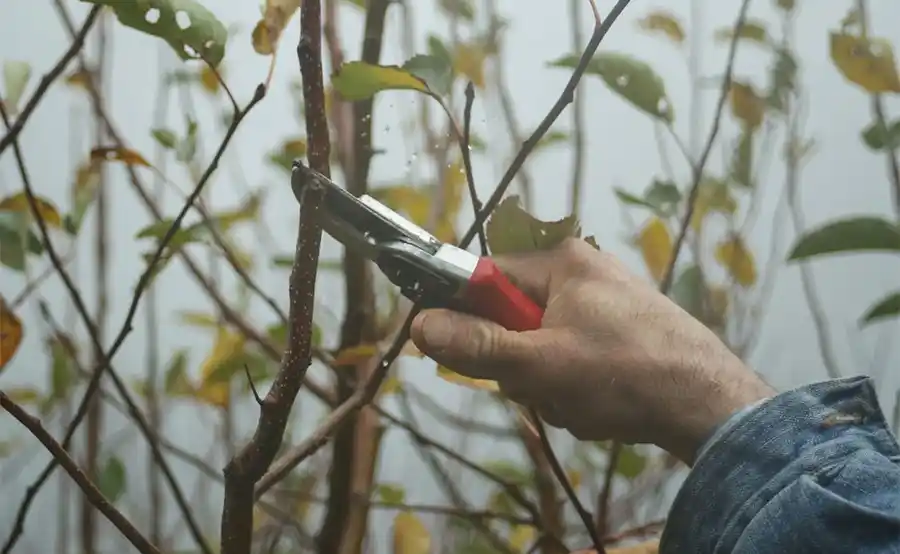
660,376,900,554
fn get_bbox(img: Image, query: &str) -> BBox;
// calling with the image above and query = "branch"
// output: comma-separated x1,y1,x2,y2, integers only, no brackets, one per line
0,393,159,554
0,100,215,554
0,6,101,156
600,0,753,532
461,82,488,256
219,4,329,552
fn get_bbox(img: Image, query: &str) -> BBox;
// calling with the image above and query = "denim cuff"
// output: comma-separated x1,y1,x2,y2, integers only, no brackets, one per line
660,376,900,553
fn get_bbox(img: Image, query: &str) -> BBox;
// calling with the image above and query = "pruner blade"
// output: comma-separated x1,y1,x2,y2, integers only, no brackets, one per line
290,160,544,332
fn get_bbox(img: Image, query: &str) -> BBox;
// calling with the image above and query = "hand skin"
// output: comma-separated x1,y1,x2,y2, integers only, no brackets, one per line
410,238,774,465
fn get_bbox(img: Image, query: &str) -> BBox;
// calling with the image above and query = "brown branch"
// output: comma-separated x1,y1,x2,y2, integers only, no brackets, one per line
0,6,101,156
0,393,159,554
0,98,217,554
219,4,329,552
317,0,389,551
600,0,753,534
461,82,488,256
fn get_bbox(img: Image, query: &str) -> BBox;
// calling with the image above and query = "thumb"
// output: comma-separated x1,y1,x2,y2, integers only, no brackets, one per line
411,309,537,380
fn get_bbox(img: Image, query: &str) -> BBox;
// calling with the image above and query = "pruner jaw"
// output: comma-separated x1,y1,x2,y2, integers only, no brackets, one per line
290,160,442,260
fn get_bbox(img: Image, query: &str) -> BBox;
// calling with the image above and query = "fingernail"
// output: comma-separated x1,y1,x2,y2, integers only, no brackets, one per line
419,312,453,351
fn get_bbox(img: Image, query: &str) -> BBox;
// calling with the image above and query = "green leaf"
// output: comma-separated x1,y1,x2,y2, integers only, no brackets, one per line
861,119,900,151
331,61,429,101
535,130,570,150
767,47,797,113
616,446,647,479
427,35,454,67
730,128,754,188
151,128,178,149
548,52,673,122
437,0,475,20
84,0,228,67
176,119,198,163
402,54,454,97
2,61,32,114
614,180,681,217
482,460,532,487
861,291,900,325
787,217,900,261
97,455,127,504
375,483,406,507
713,20,770,45
0,211,42,272
164,349,194,396
49,336,77,401
486,195,581,255
670,264,704,317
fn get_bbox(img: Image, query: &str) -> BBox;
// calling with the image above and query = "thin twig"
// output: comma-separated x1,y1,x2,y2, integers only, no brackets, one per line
461,81,488,256
0,6,101,156
0,393,160,554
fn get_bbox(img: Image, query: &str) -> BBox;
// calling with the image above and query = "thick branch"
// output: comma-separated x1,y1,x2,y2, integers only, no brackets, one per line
219,5,330,553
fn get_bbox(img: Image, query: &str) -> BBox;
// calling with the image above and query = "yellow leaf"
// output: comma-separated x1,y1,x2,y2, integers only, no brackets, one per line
0,192,63,228
636,11,685,44
90,147,151,167
689,179,737,231
729,81,765,129
399,340,425,358
252,0,302,55
713,20,769,45
708,285,730,325
379,374,403,397
509,525,536,551
178,311,219,329
830,32,900,94
199,64,221,94
65,68,93,89
392,511,431,554
0,295,24,372
566,467,582,489
370,186,433,231
453,43,486,88
196,327,246,408
437,365,499,392
714,236,757,287
4,386,41,405
636,217,672,283
332,344,379,366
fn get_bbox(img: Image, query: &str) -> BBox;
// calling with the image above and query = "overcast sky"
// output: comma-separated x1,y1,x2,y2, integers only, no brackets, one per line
2,0,900,552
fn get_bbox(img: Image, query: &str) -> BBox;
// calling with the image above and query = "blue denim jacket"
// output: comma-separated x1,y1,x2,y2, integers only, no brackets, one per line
660,376,900,553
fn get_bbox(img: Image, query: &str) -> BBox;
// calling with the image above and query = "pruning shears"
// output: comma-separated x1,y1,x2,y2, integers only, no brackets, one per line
290,161,544,332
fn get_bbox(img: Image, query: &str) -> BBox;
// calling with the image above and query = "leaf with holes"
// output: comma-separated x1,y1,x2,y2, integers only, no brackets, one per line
861,119,900,151
636,217,672,283
84,0,228,67
486,195,581,255
714,20,769,45
393,511,431,554
830,32,900,94
251,0,302,55
91,147,151,167
549,52,672,122
403,54,454,97
436,365,499,392
861,291,900,325
0,296,23,372
2,61,32,115
332,62,430,101
715,236,757,287
729,81,765,129
375,483,407,507
636,11,685,44
97,456,127,504
788,217,900,261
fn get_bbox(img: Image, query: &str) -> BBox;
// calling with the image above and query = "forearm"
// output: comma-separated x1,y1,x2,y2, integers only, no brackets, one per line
662,376,900,553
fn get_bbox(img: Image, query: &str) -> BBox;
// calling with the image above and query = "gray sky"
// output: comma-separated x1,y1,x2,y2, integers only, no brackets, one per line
2,0,900,552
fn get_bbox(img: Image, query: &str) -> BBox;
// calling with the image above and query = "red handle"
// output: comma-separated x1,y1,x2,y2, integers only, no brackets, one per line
461,257,544,331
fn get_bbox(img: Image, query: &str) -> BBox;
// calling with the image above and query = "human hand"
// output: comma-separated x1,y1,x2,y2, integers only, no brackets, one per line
410,238,773,464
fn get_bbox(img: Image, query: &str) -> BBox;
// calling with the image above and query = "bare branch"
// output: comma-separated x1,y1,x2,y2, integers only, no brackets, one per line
0,393,159,554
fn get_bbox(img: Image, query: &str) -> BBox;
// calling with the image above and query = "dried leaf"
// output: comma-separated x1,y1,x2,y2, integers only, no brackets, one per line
199,63,221,94
729,81,765,129
90,147,151,167
0,192,63,228
251,0,302,55
714,20,769,45
636,217,672,283
0,296,23,372
196,327,246,408
453,42,486,89
690,178,737,231
636,11,685,44
332,344,379,366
